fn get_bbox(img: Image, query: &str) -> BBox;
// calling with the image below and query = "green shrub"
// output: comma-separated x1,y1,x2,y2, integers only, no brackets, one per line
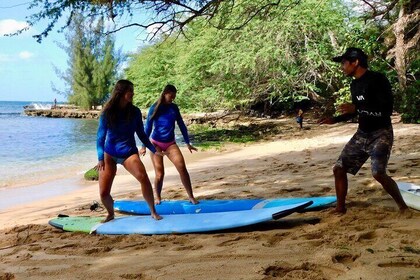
401,80,420,124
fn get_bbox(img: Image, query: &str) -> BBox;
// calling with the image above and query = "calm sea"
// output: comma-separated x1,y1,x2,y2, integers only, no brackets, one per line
0,101,98,188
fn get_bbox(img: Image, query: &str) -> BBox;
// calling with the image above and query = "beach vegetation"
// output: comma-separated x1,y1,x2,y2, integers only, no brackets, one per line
124,0,419,123
189,124,258,150
400,79,420,124
84,166,99,181
21,0,419,123
127,0,354,114
54,13,123,110
187,113,302,149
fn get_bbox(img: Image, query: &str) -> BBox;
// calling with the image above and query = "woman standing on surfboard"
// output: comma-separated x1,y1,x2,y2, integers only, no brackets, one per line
97,80,163,222
140,84,199,205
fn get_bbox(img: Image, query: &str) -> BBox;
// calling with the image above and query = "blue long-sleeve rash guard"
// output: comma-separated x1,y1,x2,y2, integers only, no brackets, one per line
97,106,156,161
144,103,190,144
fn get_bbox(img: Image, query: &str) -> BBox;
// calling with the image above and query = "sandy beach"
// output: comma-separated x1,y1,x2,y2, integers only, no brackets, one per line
0,117,419,280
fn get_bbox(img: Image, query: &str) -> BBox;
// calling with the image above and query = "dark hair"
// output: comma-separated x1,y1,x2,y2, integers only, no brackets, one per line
150,84,177,120
103,79,134,127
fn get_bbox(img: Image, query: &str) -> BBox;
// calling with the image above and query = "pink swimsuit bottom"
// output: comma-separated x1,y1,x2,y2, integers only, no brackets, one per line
151,139,176,151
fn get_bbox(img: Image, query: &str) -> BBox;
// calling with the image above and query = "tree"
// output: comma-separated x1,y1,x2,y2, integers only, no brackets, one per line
359,0,419,90
15,0,419,121
126,0,356,113
56,13,122,109
358,0,419,122
22,0,300,42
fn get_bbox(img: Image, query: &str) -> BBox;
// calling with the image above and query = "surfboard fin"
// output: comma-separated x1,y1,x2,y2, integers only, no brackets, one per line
272,201,313,220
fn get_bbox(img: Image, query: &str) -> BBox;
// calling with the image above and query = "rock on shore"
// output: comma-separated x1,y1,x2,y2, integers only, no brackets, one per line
23,106,100,119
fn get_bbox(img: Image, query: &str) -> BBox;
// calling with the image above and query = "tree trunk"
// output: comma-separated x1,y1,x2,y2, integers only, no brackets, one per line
393,6,407,91
391,1,420,91
328,31,338,50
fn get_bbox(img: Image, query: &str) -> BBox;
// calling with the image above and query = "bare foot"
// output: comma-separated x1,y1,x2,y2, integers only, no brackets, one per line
329,207,347,215
397,207,413,219
151,213,163,220
154,197,161,205
189,197,199,204
102,214,114,223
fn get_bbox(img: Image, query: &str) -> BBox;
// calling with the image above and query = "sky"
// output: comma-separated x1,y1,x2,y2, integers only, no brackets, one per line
0,0,151,102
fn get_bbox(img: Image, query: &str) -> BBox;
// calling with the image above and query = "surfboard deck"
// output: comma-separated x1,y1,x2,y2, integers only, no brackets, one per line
49,201,312,235
397,182,420,211
114,196,336,215
49,216,103,233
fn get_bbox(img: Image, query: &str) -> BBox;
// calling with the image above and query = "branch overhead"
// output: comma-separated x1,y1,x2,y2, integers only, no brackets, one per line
19,0,290,42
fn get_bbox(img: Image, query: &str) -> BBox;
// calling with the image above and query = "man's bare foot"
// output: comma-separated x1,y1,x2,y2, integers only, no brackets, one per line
397,207,413,218
102,214,114,223
189,197,199,204
151,213,163,220
399,205,409,211
329,207,347,215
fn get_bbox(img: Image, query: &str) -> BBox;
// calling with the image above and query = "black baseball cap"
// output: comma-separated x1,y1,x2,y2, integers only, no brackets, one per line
332,47,368,62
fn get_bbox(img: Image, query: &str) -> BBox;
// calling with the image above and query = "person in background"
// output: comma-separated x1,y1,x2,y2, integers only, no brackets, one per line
140,84,199,205
296,108,304,129
320,47,408,214
97,79,163,222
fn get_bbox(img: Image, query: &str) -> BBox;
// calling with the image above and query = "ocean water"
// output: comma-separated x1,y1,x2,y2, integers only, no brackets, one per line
0,101,98,188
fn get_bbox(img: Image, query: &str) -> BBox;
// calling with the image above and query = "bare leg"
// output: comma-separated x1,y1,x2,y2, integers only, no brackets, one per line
333,165,348,214
123,154,162,220
99,153,117,222
166,144,198,204
150,146,165,204
372,172,408,211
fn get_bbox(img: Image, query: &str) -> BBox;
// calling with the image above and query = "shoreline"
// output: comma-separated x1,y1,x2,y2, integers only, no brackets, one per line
0,146,220,214
0,120,419,280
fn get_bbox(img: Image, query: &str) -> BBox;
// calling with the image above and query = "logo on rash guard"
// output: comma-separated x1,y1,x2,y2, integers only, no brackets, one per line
356,95,365,101
357,109,382,117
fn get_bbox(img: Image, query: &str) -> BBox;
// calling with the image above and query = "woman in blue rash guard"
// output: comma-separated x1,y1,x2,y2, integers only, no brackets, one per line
97,80,163,222
140,84,199,205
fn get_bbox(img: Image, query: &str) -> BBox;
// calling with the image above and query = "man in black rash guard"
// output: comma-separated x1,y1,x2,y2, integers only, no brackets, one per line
321,47,408,214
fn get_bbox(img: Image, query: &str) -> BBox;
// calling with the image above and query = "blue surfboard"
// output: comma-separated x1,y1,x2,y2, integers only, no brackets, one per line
114,196,336,215
49,201,312,235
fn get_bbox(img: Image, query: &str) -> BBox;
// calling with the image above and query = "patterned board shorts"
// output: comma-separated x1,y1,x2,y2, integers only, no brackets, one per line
335,126,393,175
